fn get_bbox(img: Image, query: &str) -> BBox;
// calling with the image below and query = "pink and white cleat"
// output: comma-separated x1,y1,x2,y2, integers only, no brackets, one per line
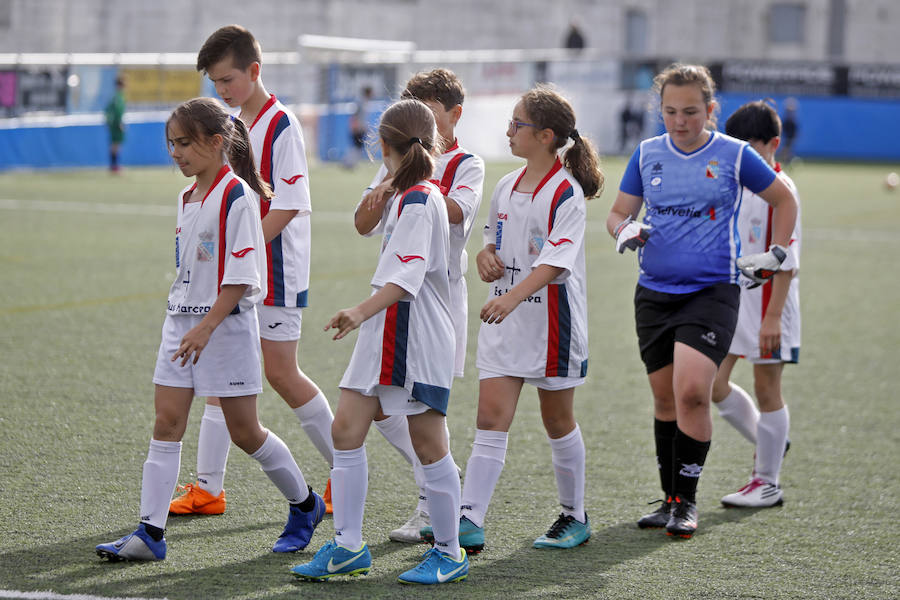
721,477,783,508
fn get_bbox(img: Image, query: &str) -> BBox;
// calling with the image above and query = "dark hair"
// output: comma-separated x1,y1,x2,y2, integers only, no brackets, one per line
197,25,262,73
520,84,604,199
654,63,719,128
167,98,273,201
378,99,440,193
725,99,781,143
401,68,465,111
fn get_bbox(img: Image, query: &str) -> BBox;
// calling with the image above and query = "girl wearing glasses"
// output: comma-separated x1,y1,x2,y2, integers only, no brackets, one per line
437,84,603,553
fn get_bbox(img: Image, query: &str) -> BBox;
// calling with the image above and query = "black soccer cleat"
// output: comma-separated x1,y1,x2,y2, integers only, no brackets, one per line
637,497,672,529
665,495,698,539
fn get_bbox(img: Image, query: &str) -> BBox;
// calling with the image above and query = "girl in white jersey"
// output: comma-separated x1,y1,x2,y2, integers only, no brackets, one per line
291,99,467,585
96,98,324,562
437,85,603,553
607,64,798,539
712,100,801,509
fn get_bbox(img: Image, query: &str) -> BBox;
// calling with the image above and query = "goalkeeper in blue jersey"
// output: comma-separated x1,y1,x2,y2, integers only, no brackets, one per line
606,64,797,539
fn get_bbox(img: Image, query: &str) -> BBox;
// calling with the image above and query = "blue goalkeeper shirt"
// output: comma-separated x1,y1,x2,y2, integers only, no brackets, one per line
619,131,776,294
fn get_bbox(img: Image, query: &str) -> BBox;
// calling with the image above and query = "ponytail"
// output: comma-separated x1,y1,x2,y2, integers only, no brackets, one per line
521,84,604,199
227,117,273,201
378,99,440,193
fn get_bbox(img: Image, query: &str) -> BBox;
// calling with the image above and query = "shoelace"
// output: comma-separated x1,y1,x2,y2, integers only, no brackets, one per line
175,483,195,494
545,514,576,538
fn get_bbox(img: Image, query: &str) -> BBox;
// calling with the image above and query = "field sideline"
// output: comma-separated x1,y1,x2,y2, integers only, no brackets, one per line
1,158,898,600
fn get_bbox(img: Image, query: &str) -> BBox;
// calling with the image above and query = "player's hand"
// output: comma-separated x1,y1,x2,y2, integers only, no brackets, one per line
480,294,519,324
759,313,782,358
325,307,366,340
476,247,505,282
362,178,394,212
172,323,213,366
614,216,651,253
737,245,788,289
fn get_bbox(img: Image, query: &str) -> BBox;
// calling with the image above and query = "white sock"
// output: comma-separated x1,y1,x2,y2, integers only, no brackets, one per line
755,406,790,485
549,425,586,523
293,392,335,467
374,415,427,514
332,446,368,550
423,453,461,558
460,429,508,528
716,383,760,444
249,430,308,504
139,439,182,530
196,403,230,496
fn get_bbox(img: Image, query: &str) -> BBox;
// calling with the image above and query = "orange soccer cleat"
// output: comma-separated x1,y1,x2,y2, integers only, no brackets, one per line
323,478,333,514
168,482,226,515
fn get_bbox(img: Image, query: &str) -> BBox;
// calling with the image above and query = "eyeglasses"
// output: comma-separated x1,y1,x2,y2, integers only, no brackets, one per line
508,119,539,134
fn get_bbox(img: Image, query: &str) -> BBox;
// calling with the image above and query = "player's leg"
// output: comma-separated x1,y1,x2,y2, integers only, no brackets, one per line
220,394,324,552
532,385,591,549
292,389,377,580
97,385,193,561
712,354,760,445
169,396,229,515
634,364,678,529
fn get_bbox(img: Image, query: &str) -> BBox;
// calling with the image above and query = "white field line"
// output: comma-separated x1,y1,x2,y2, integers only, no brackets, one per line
1,197,897,242
0,590,168,600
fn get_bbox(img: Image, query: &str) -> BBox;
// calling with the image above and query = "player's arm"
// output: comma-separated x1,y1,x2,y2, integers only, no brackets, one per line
325,282,407,340
443,194,463,224
261,209,298,244
172,284,249,366
756,177,798,249
480,264,564,324
759,270,791,356
355,176,394,235
607,190,643,237
476,243,505,282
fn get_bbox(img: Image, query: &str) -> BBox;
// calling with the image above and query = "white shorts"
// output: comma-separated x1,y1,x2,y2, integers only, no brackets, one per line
340,384,431,416
479,369,586,391
152,309,263,397
258,305,302,341
729,278,801,364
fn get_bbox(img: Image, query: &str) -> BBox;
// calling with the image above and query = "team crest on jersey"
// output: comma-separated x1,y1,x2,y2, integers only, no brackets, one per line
197,230,215,262
706,160,719,179
650,175,663,191
529,234,544,255
749,218,763,243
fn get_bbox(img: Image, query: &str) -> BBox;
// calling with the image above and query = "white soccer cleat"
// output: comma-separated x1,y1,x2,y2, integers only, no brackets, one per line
721,477,784,508
389,509,430,543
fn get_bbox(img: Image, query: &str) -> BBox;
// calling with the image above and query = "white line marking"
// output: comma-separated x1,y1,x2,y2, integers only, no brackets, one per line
0,590,168,600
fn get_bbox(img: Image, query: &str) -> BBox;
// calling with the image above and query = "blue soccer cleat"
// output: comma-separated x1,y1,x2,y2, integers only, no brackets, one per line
273,489,326,553
398,547,468,584
533,513,591,549
96,523,167,561
290,539,372,581
421,515,485,555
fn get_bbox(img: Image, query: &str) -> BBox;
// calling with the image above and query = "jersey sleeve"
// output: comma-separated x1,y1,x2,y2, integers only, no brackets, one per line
739,145,777,194
534,187,586,280
357,164,391,238
221,195,265,301
371,194,434,298
618,147,644,196
268,119,312,214
447,154,485,237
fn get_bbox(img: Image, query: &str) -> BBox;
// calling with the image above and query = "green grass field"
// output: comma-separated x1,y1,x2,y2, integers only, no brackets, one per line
1,158,899,600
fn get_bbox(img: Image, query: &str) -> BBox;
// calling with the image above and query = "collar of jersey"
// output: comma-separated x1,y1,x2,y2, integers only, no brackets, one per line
666,130,717,159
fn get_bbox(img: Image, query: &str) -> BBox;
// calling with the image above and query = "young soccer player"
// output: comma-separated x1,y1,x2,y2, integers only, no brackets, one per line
169,25,335,520
712,100,801,508
96,98,324,561
423,84,603,553
291,99,467,584
356,68,485,543
607,64,798,538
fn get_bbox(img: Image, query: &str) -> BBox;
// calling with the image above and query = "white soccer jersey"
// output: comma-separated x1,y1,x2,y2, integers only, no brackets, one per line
168,165,266,315
362,140,485,375
730,167,802,362
246,94,312,307
340,182,455,414
476,158,589,379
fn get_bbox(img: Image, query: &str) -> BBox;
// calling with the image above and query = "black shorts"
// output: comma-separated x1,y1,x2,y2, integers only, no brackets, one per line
634,282,740,373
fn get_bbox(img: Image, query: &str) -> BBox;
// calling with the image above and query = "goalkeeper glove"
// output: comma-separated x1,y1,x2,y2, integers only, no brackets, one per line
614,216,651,253
737,245,788,288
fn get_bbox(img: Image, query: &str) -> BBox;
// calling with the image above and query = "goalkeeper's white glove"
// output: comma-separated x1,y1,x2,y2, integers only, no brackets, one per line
737,245,788,288
614,216,652,253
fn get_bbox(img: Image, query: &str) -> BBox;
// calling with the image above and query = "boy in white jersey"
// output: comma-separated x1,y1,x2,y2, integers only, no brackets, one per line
168,25,335,523
355,69,485,542
712,100,801,508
